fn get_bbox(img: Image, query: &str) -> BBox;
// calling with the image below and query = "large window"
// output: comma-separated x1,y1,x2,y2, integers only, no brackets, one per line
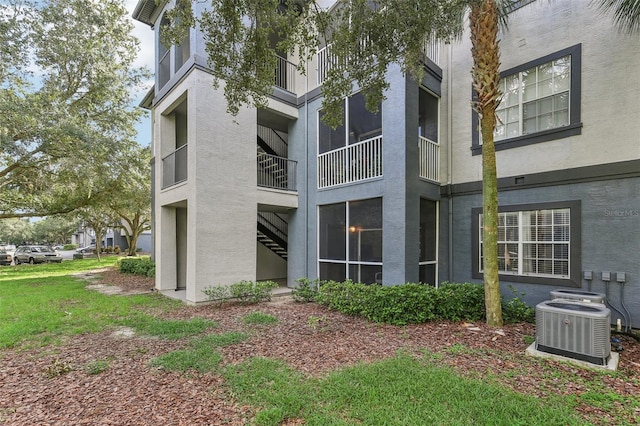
318,198,382,285
419,199,438,285
496,55,570,141
157,3,191,91
472,44,581,154
472,201,581,287
317,92,383,188
318,92,382,154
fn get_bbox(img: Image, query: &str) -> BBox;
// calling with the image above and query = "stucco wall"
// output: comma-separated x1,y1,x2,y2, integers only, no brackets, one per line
450,176,640,328
447,0,640,184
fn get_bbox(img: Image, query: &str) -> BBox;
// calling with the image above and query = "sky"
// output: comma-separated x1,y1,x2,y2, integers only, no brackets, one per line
125,0,155,148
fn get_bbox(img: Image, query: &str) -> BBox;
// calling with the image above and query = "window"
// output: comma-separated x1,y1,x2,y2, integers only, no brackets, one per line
419,198,438,285
472,201,581,287
318,198,382,284
157,14,171,89
317,92,383,188
496,55,570,140
318,92,382,154
504,0,536,14
472,44,581,154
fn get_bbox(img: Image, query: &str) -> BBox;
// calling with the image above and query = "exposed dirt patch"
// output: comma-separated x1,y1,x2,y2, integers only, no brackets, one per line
1,267,638,425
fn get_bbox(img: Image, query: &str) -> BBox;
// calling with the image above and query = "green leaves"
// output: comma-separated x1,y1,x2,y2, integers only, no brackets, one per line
0,0,150,218
314,280,533,325
165,0,467,127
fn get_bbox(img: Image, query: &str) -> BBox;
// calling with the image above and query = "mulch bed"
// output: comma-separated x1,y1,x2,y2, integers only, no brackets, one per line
1,267,638,425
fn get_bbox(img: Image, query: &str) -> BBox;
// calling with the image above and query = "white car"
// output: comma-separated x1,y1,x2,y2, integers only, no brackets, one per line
14,245,63,264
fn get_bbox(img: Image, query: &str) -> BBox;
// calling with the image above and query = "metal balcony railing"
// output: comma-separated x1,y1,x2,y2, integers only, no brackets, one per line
419,136,439,183
422,35,439,65
317,136,383,188
317,44,336,85
274,55,296,93
318,37,439,85
257,152,297,191
162,144,187,189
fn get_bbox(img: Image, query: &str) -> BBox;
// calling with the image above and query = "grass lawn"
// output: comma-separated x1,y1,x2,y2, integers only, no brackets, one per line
1,260,636,425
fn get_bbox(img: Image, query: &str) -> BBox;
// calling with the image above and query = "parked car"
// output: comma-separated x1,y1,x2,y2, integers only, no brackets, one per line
52,244,64,250
75,245,96,254
0,249,12,266
14,245,63,264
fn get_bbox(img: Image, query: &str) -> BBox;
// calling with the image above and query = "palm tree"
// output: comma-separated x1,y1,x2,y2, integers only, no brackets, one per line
596,0,640,33
469,0,503,326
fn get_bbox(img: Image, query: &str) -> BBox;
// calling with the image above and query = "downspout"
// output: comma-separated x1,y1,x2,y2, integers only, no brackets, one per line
447,42,454,283
305,47,310,280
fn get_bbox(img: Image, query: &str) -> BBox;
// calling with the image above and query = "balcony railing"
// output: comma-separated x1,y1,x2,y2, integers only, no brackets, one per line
318,37,439,85
317,44,336,85
274,55,296,93
257,152,297,191
422,35,439,65
162,144,187,189
318,136,383,188
419,136,439,183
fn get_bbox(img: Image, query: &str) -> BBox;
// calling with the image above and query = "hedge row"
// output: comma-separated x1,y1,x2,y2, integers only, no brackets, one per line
293,279,534,326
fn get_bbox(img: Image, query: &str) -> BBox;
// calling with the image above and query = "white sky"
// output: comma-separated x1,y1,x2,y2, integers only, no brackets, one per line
125,0,155,147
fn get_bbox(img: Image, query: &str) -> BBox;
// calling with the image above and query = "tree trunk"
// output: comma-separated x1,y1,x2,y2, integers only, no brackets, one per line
94,229,103,262
470,0,503,326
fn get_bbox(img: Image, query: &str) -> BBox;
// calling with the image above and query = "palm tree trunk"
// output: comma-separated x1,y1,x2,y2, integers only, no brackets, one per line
470,0,503,326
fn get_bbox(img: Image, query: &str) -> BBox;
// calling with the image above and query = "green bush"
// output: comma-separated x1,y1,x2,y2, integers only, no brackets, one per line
118,257,155,277
501,286,535,323
432,282,485,322
291,278,320,303
203,280,278,304
63,244,77,250
313,280,533,326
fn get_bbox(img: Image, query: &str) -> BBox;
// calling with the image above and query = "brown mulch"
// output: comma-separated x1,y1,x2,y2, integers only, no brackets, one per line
1,268,639,425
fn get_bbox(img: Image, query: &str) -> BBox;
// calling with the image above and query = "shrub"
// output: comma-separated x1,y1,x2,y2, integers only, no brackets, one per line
432,282,485,322
315,281,440,325
291,278,320,303
502,297,535,323
203,280,278,305
501,286,535,323
230,280,278,304
114,245,121,254
119,257,155,277
313,280,534,326
63,244,77,250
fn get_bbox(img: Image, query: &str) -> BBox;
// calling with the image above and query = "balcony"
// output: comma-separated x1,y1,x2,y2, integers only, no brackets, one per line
274,55,296,93
317,44,336,85
418,136,439,183
257,152,297,191
317,39,439,85
162,144,187,189
318,136,383,188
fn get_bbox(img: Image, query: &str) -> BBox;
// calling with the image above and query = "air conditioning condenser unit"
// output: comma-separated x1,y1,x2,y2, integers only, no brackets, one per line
549,289,606,304
536,300,611,366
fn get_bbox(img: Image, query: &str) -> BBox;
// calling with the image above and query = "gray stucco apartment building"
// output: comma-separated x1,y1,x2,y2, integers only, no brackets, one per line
134,0,640,328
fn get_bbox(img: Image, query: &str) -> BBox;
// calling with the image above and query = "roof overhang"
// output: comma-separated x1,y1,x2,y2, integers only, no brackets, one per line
132,0,162,26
